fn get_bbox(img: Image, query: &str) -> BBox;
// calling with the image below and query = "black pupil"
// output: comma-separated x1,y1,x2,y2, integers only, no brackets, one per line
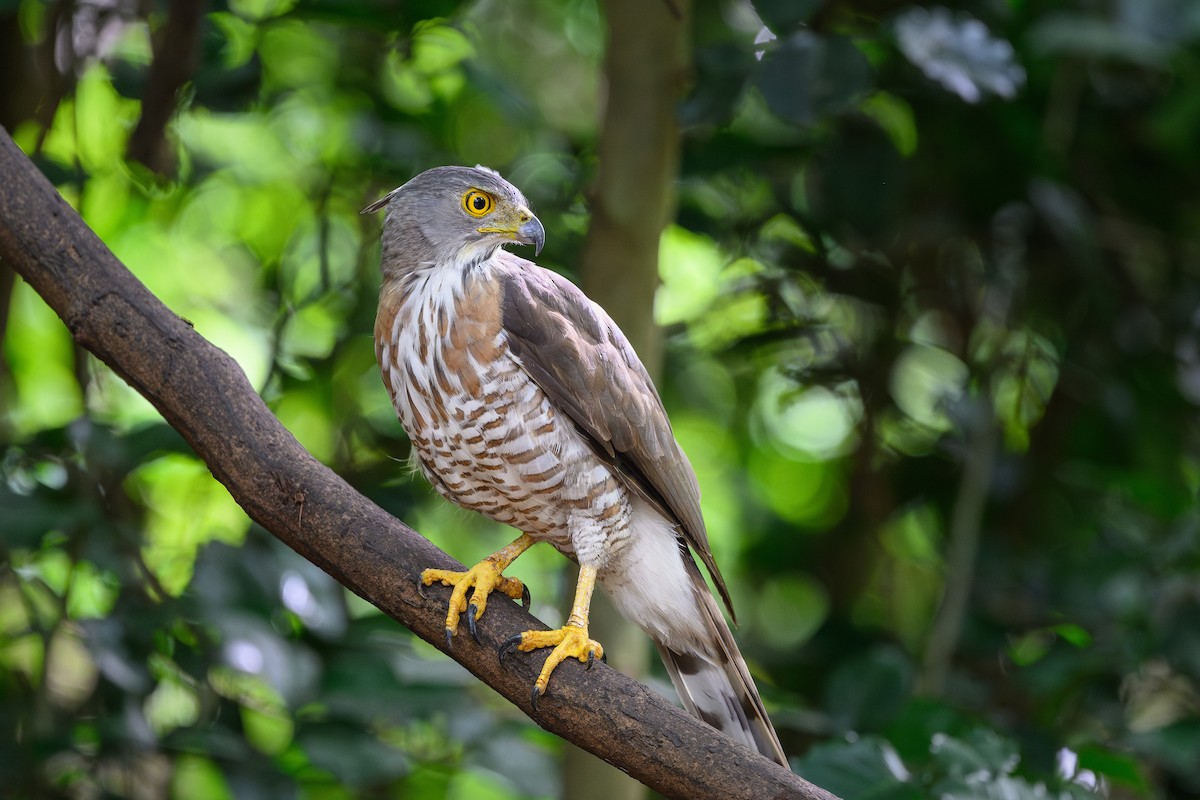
472,195,487,211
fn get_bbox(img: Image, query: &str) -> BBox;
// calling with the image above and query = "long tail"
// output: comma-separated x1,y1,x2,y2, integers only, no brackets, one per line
655,559,787,767
603,501,787,766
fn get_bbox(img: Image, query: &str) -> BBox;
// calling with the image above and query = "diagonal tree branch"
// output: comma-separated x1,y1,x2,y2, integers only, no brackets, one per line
0,131,837,800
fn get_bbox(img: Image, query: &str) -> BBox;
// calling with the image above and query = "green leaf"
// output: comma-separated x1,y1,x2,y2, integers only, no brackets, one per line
171,755,235,800
860,92,918,157
930,729,1020,779
795,736,918,800
1008,629,1055,666
1075,745,1152,795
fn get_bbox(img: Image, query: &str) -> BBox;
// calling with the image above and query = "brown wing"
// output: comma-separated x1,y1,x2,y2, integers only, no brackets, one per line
498,259,736,621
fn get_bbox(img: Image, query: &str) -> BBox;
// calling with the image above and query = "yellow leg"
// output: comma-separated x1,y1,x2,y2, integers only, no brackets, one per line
500,564,604,708
421,533,535,647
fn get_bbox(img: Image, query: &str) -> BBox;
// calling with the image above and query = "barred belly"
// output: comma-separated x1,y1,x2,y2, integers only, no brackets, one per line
376,263,633,566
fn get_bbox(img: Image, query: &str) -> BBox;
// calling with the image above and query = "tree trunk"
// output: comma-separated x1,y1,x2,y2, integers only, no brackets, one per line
563,1,690,797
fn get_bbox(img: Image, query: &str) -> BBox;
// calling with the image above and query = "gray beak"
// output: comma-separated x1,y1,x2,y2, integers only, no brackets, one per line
518,215,546,257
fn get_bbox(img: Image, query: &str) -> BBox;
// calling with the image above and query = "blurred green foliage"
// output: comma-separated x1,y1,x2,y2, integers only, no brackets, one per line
2,0,1199,797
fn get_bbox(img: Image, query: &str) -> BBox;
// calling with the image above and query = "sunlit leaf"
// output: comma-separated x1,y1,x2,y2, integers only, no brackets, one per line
890,345,969,432
754,370,862,459
273,385,337,463
747,445,848,528
860,92,919,157
145,676,201,737
210,12,259,68
655,225,725,325
170,755,234,800
4,282,83,434
65,559,119,620
445,769,521,800
411,21,475,74
382,54,435,113
671,412,741,561
230,0,298,20
75,65,139,171
242,704,295,755
989,329,1059,452
127,454,251,595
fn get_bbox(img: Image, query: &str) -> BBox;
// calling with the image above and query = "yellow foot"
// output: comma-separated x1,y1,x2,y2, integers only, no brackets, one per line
420,562,531,647
499,624,606,708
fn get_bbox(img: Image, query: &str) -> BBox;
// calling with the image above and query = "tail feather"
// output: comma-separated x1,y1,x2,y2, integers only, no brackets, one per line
657,561,787,767
602,500,787,766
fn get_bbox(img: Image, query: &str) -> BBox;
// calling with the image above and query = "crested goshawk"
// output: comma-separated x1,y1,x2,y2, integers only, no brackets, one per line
363,165,786,766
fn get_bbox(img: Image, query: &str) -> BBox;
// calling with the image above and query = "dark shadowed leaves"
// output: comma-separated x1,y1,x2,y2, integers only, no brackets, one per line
757,32,872,126
796,736,919,800
752,0,822,35
682,44,756,127
824,647,912,731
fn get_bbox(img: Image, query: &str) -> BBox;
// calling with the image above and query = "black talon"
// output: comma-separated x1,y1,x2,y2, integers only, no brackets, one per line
530,685,541,711
416,575,429,599
587,651,596,670
444,628,453,649
521,584,531,609
601,652,607,664
467,604,480,642
499,633,523,662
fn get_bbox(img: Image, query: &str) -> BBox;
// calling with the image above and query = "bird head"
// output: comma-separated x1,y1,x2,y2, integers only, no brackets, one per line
362,166,545,274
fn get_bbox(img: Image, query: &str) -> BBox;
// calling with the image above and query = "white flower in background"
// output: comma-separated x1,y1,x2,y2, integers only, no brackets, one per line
895,6,1026,102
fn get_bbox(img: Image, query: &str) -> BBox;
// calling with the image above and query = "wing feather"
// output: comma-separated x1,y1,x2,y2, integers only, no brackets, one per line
498,260,735,620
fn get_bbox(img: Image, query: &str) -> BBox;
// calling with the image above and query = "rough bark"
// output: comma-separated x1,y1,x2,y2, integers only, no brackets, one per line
0,130,836,800
564,0,692,796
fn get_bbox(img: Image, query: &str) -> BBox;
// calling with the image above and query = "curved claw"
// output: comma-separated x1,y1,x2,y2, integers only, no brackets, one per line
601,651,607,664
499,633,524,662
416,575,429,600
467,603,480,642
521,584,531,609
444,627,454,650
587,650,596,670
530,684,542,711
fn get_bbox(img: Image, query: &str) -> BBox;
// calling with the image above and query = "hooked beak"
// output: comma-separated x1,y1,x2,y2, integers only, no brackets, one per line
481,206,545,257
517,214,546,257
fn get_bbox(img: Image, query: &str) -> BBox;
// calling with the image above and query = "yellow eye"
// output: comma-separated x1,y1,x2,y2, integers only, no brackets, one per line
462,189,495,218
